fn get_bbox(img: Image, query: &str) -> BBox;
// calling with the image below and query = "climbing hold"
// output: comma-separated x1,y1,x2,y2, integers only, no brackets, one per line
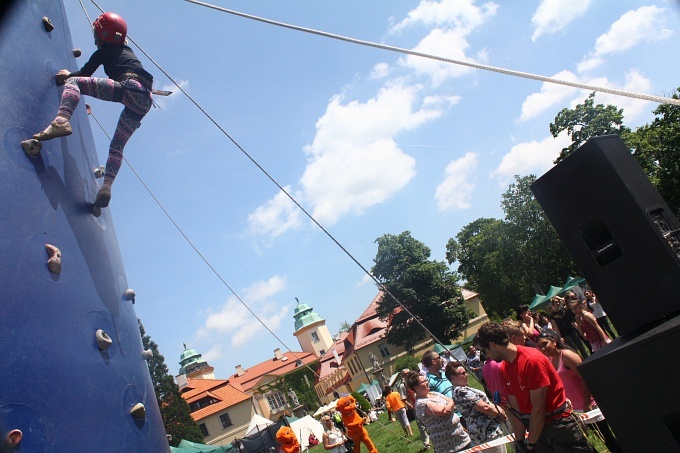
4,429,22,447
42,17,54,32
123,288,136,303
93,166,105,178
91,205,102,217
95,329,113,351
130,403,146,420
21,139,42,156
73,48,82,57
142,349,153,360
45,244,61,274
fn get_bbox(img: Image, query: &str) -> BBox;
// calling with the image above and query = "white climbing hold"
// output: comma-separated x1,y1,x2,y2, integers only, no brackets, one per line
93,166,105,178
130,403,146,420
4,429,22,447
142,349,153,360
95,329,113,351
123,289,136,303
45,244,61,274
42,17,54,32
21,139,42,156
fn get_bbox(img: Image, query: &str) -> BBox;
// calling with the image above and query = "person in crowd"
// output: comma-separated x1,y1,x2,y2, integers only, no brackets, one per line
445,361,507,453
400,368,431,450
407,371,471,453
535,331,623,453
585,291,617,340
482,354,507,406
475,322,593,453
538,311,553,332
384,385,413,436
422,351,453,398
549,294,590,359
441,350,453,368
381,386,396,422
502,319,537,348
322,415,348,453
569,299,611,353
336,395,378,453
466,346,484,383
276,426,300,453
518,305,541,342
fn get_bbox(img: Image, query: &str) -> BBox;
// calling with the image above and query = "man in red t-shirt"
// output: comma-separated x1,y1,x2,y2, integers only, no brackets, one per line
475,322,592,453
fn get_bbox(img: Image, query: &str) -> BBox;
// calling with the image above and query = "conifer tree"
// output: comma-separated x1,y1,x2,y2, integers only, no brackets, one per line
138,320,204,446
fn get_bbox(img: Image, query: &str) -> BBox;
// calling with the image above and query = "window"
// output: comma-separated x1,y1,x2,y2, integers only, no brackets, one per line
189,396,219,412
319,350,325,356
378,344,390,358
346,358,355,375
267,391,286,410
311,332,320,343
199,423,209,437
219,413,233,429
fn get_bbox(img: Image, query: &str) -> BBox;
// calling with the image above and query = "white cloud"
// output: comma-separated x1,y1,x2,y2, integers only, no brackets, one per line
518,70,652,123
370,63,390,79
153,80,188,109
392,0,497,85
392,0,498,33
519,70,579,122
299,82,455,225
435,152,478,211
202,344,224,363
356,273,375,288
491,132,571,186
248,186,303,238
195,276,289,348
531,0,592,42
592,6,672,57
578,6,672,71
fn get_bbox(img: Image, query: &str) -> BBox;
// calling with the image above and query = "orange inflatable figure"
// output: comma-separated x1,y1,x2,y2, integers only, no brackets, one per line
276,426,300,453
336,395,378,453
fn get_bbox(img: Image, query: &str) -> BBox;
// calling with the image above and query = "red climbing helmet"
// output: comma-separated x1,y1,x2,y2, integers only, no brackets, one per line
93,12,127,45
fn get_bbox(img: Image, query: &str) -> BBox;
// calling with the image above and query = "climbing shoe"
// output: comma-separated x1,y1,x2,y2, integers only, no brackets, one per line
94,184,112,208
33,120,72,141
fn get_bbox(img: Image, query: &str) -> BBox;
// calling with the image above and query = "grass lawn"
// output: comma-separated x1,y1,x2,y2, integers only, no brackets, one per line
306,377,610,452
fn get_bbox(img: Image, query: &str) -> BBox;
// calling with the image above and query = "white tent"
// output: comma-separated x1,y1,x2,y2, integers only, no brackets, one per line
290,415,324,451
244,414,274,437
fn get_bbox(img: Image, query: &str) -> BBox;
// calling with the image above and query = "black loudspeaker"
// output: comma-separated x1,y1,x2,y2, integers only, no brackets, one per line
531,135,680,335
579,314,680,452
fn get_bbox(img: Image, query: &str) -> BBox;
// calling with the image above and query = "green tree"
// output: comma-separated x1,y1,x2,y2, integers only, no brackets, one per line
626,88,680,216
550,92,630,163
337,321,352,337
448,176,577,317
139,320,203,447
371,231,472,350
392,354,422,373
351,392,372,413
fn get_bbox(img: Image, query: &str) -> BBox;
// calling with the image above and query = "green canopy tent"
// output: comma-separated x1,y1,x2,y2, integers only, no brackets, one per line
562,276,585,290
528,286,562,311
169,439,234,452
356,380,379,395
433,343,455,354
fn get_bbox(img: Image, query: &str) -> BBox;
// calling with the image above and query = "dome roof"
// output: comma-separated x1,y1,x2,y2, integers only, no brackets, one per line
293,300,324,332
178,347,209,375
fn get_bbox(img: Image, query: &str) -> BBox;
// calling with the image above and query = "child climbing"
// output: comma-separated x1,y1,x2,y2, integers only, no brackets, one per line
33,12,153,212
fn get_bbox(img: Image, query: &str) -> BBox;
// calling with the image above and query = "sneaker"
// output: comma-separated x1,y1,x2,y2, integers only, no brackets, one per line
33,120,72,141
95,184,112,208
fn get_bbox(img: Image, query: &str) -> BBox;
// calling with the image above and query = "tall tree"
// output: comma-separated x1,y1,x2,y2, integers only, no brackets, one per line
139,320,204,447
626,87,680,216
448,176,577,317
550,92,630,163
372,231,472,350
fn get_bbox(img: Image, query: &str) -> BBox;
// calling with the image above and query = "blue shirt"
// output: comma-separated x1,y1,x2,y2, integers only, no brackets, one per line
426,370,452,398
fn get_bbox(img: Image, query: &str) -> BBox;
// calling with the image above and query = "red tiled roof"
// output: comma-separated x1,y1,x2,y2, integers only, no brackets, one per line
227,351,318,392
181,378,252,421
316,336,349,381
462,288,478,299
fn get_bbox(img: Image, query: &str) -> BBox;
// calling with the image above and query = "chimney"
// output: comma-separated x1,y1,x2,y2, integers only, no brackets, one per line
274,348,283,360
235,364,244,376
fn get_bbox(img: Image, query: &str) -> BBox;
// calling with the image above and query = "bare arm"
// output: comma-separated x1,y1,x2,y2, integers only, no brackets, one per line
583,311,608,341
425,394,454,417
562,350,592,410
507,395,526,442
528,386,548,445
474,399,507,420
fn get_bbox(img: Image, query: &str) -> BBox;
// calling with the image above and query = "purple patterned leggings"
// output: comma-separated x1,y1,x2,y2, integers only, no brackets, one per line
58,77,152,185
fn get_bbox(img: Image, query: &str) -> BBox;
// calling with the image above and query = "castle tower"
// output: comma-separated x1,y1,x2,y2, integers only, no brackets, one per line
293,298,334,357
178,345,215,380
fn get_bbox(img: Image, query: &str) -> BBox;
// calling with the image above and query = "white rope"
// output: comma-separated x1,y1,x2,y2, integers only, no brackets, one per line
184,0,680,107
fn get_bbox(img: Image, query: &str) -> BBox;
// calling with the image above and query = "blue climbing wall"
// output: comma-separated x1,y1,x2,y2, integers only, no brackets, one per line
0,1,169,451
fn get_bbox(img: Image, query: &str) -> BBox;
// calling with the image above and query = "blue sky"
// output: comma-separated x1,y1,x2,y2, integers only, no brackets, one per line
63,0,680,377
